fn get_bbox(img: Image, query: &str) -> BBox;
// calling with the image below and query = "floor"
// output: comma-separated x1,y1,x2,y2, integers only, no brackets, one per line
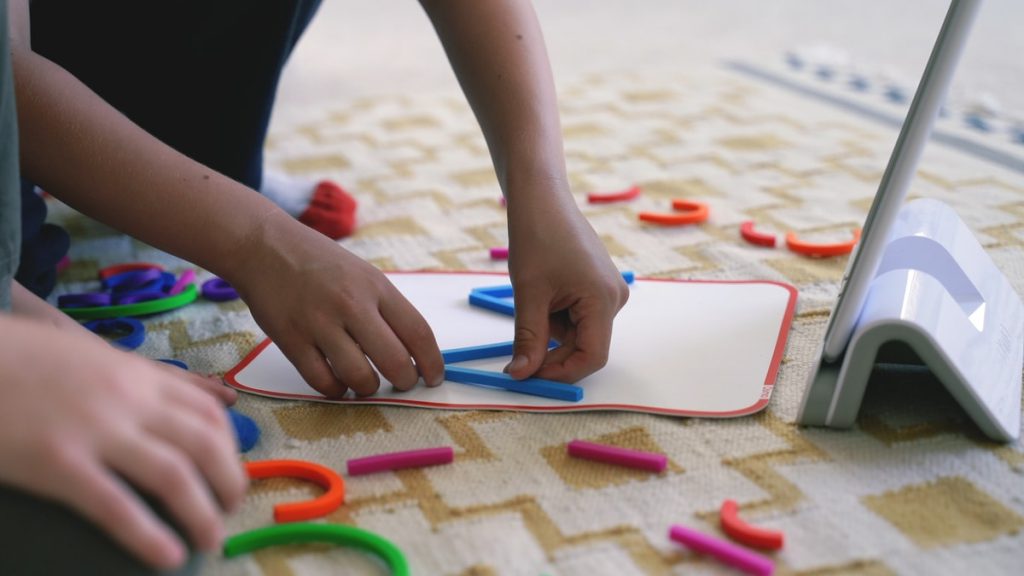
274,0,1024,123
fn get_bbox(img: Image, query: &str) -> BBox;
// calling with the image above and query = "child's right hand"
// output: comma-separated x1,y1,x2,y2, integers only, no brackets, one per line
226,212,446,398
0,315,248,570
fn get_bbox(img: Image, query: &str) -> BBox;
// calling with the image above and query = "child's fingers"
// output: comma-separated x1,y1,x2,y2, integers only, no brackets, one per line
147,394,247,513
347,315,420,391
509,290,552,380
187,374,237,405
61,453,187,570
275,336,348,398
107,433,225,554
379,295,444,388
315,326,381,397
535,311,613,383
162,374,232,430
152,360,237,405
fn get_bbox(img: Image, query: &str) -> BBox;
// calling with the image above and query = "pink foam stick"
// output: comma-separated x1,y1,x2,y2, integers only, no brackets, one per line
489,247,509,260
168,269,196,296
669,525,774,576
567,440,668,472
347,447,454,476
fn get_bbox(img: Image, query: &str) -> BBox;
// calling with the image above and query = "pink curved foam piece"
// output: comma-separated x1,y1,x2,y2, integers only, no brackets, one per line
169,269,197,296
489,247,509,260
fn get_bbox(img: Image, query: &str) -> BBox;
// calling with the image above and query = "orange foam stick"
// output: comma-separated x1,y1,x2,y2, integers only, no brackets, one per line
785,228,861,257
588,185,641,204
719,499,785,551
245,460,346,523
740,221,777,248
638,199,710,226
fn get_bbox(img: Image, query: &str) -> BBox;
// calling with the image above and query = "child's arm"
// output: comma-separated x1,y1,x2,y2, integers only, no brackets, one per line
420,0,630,381
6,0,444,397
9,281,238,403
0,313,247,570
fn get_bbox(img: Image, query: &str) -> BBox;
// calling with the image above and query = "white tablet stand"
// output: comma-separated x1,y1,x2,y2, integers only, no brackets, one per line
798,0,1024,442
799,198,1024,441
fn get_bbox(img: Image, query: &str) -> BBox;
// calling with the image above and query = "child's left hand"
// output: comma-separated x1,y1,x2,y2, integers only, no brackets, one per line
504,190,630,383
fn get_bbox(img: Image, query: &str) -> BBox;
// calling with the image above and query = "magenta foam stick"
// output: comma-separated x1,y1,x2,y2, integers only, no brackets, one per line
669,525,774,576
566,440,667,472
169,269,196,296
347,447,454,476
489,247,509,260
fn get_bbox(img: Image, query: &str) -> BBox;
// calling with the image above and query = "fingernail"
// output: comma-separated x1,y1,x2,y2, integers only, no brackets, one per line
508,354,528,374
429,373,444,387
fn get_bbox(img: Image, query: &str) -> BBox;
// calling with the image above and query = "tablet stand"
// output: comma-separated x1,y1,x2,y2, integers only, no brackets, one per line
799,198,1024,441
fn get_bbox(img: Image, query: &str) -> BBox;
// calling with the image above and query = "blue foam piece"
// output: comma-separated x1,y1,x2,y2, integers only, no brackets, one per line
443,366,583,402
472,284,515,298
442,341,517,364
468,292,516,316
84,317,146,350
468,271,635,317
964,114,992,132
228,409,260,453
848,75,870,92
157,358,189,370
441,340,559,364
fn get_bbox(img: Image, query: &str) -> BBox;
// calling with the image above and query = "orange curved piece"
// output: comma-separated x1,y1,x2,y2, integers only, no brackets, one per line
785,228,861,257
739,220,777,248
638,199,710,226
588,185,641,204
246,459,346,523
719,499,784,550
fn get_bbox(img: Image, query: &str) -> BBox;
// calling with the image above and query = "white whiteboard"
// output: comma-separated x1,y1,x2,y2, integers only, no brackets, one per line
226,273,796,417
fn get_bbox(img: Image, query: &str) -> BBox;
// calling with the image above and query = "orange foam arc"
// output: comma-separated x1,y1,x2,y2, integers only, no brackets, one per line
638,199,710,226
246,460,346,523
740,220,778,248
785,228,861,257
719,499,785,551
587,185,642,204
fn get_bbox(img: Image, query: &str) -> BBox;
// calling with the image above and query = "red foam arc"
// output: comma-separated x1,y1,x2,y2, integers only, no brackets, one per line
719,499,784,551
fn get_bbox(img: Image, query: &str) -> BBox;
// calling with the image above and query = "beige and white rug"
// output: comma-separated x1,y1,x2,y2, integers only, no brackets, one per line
51,64,1024,575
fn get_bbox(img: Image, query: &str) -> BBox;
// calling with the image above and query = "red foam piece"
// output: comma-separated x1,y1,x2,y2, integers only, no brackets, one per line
298,181,358,240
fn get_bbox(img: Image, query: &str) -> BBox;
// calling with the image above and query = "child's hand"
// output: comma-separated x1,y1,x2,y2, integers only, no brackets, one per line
152,360,238,406
0,316,248,570
10,281,237,404
227,214,445,398
505,194,630,383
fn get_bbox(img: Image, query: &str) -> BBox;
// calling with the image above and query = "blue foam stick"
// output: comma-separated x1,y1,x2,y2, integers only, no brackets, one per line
228,409,260,452
441,339,560,364
442,341,516,364
471,284,515,298
443,366,583,402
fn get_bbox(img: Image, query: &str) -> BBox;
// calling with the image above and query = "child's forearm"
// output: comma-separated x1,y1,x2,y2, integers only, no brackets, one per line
8,39,285,284
10,281,88,333
420,0,572,204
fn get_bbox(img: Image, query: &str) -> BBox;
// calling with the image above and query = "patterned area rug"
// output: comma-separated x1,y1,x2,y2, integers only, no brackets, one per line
50,64,1024,575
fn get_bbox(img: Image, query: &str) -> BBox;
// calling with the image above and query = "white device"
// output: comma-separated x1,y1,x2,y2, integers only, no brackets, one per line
798,0,1024,441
